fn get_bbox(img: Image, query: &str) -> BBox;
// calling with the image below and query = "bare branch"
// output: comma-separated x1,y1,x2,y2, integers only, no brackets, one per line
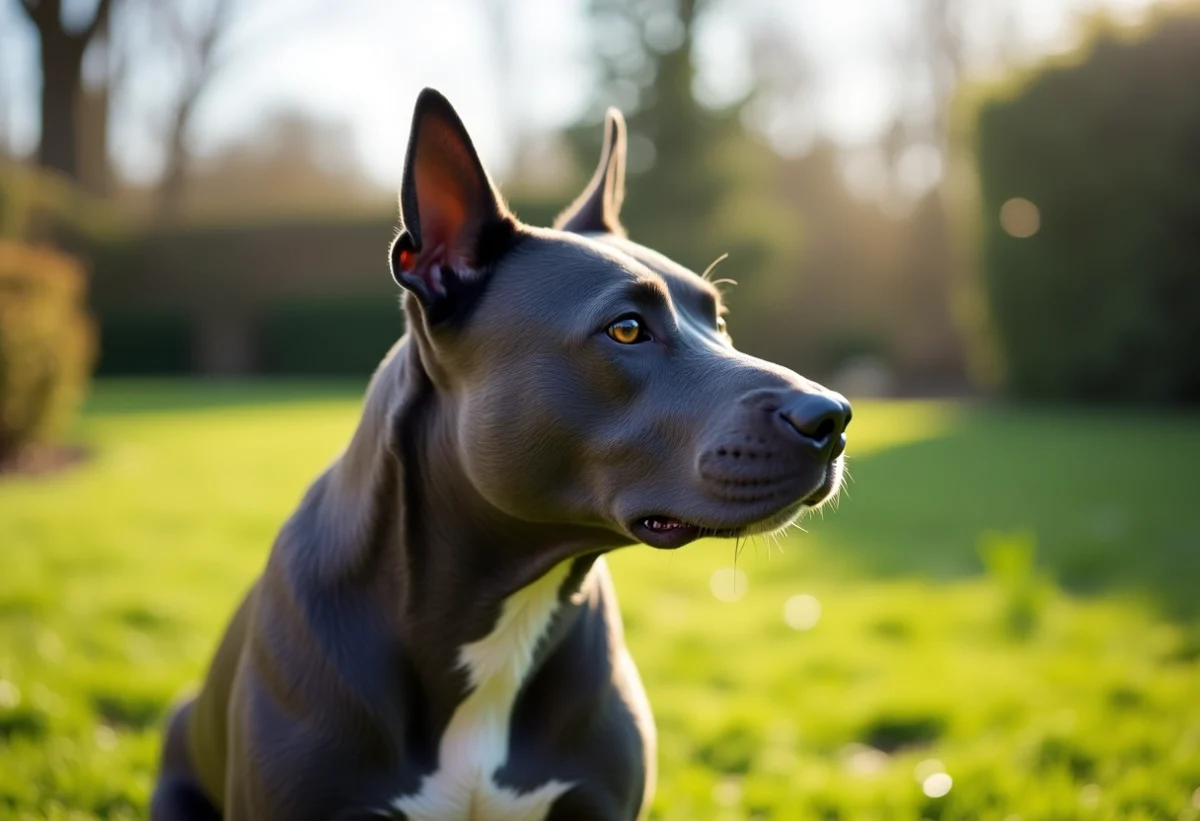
19,0,60,32
79,0,115,42
155,0,240,218
199,0,235,56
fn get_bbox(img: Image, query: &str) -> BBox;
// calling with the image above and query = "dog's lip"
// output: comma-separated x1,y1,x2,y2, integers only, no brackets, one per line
630,457,845,549
632,516,723,550
629,514,771,550
800,456,845,508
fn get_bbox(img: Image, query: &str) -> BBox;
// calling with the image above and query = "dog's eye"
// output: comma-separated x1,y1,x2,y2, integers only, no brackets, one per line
606,317,649,344
717,316,728,335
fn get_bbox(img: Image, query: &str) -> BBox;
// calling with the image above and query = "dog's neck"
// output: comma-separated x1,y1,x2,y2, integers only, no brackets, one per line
313,335,617,721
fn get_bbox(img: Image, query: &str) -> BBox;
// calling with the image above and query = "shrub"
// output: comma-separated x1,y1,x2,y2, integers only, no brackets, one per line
967,10,1200,404
0,242,96,463
0,162,119,246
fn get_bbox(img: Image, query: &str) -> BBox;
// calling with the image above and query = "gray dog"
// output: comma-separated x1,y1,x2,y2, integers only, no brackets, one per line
150,88,851,821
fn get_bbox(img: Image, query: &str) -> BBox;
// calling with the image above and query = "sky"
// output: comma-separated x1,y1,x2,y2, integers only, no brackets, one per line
0,0,1162,191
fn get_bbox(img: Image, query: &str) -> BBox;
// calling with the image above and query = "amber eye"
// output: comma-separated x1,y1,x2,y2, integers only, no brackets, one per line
717,316,728,335
606,317,648,344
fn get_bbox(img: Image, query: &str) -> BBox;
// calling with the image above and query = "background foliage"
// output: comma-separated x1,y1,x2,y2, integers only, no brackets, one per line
970,11,1200,404
0,240,94,463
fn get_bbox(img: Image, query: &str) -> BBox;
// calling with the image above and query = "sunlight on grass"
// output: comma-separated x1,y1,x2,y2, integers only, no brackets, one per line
1,382,1198,820
835,399,964,458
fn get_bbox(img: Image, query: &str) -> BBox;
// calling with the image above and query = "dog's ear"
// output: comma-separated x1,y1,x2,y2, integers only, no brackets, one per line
391,88,517,322
555,107,627,236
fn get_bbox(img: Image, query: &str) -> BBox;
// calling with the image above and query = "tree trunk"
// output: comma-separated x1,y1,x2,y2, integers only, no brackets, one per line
78,84,111,196
76,11,113,197
37,32,86,180
157,94,197,220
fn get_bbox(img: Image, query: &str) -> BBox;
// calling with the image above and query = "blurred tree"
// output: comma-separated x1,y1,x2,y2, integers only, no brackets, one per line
851,0,1023,387
568,0,978,391
481,0,518,169
154,0,235,220
574,0,799,281
739,19,818,157
761,141,907,379
76,6,117,196
175,108,387,220
0,30,12,160
968,9,1200,403
139,0,349,221
888,0,1023,190
16,0,115,182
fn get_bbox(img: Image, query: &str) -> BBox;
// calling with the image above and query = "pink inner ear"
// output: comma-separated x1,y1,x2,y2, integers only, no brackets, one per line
416,182,466,257
401,111,499,298
402,240,450,297
406,136,480,297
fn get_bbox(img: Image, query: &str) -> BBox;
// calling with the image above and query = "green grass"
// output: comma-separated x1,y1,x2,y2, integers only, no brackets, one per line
1,381,1198,820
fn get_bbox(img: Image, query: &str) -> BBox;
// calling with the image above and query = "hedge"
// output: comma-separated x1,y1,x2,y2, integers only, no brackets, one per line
78,192,567,376
96,314,193,376
969,10,1200,404
259,298,405,376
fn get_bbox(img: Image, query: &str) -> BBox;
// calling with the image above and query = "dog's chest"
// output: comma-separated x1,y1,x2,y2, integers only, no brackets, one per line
392,562,576,820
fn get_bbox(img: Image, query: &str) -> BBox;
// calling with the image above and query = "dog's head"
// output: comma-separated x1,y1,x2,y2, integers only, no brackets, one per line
390,89,849,550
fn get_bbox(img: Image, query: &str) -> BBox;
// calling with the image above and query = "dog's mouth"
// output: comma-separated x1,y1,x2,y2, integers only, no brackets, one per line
631,508,807,550
631,516,741,550
630,457,845,550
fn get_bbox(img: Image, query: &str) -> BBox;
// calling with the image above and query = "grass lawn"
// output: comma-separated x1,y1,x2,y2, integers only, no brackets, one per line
1,380,1198,820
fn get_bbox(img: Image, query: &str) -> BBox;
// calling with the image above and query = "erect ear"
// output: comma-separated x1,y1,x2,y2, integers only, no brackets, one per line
390,88,517,322
554,107,627,236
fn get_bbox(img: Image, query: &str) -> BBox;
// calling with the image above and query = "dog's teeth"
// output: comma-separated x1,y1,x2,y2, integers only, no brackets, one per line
644,518,683,532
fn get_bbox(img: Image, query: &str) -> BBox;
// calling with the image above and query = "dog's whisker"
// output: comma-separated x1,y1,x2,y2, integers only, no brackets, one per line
701,253,730,282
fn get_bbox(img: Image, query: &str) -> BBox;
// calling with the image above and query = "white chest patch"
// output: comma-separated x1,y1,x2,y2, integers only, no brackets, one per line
393,561,576,820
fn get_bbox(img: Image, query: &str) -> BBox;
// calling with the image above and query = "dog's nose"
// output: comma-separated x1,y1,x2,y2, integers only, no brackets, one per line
777,392,852,459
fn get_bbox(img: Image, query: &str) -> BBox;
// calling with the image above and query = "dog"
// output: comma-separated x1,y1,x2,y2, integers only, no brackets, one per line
150,88,851,821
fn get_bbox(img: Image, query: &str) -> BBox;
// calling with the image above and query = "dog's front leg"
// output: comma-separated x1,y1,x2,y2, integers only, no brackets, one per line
223,669,339,821
222,672,284,821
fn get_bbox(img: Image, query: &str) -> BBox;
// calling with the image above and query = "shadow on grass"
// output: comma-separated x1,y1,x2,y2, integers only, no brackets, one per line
83,378,368,416
813,404,1200,620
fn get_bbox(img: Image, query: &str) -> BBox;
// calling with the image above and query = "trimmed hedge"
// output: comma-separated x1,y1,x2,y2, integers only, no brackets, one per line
96,314,193,376
80,192,565,376
971,11,1200,404
259,298,405,376
0,242,95,461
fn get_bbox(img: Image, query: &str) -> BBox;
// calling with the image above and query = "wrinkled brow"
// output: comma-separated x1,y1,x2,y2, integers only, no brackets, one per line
579,276,674,332
620,277,673,311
